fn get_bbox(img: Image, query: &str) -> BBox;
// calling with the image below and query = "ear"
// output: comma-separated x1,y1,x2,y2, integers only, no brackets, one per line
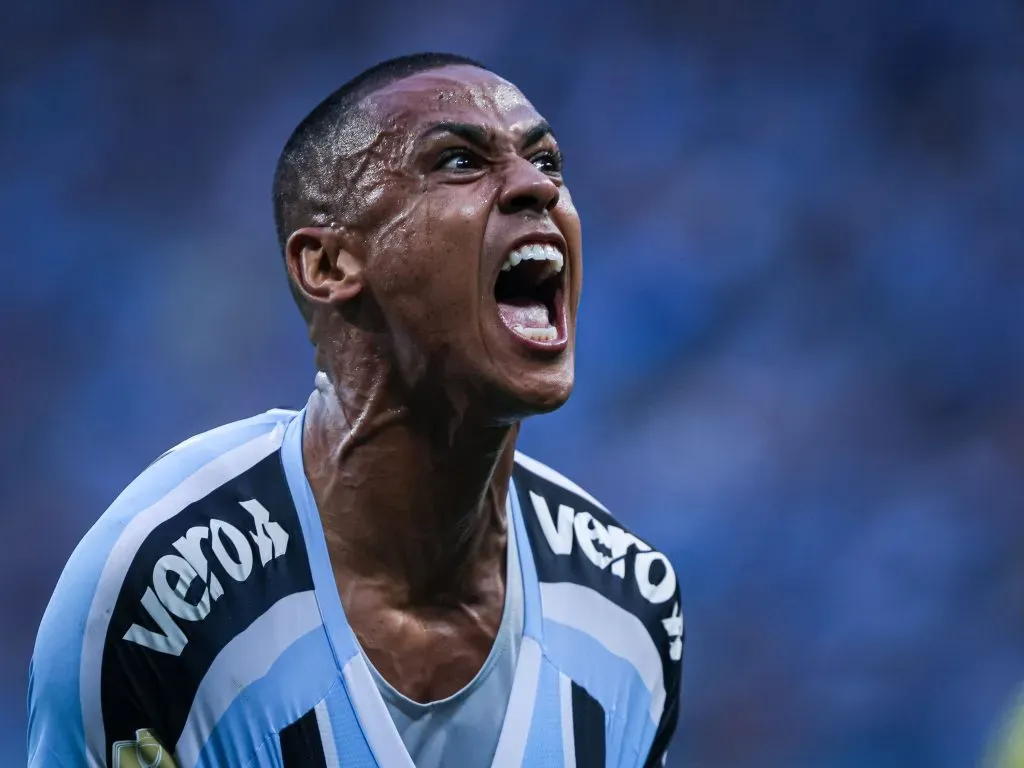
285,227,364,306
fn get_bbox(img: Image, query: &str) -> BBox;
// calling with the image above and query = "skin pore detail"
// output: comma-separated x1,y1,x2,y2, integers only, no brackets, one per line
285,64,583,702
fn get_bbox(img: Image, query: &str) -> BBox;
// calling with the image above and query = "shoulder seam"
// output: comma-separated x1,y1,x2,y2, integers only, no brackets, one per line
162,411,294,457
513,451,609,513
136,413,291,481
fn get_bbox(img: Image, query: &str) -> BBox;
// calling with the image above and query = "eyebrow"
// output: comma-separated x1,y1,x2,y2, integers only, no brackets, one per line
520,121,554,149
419,120,555,150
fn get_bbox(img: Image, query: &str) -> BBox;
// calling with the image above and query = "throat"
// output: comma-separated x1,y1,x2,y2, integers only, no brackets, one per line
354,521,520,704
299,375,527,706
355,597,507,703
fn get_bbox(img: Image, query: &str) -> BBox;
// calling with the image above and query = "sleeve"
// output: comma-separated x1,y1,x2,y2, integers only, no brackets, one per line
644,593,684,768
28,581,101,766
27,649,102,768
28,534,103,767
27,538,172,768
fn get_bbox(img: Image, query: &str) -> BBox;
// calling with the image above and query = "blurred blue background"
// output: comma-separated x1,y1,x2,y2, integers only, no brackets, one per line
3,1,1023,766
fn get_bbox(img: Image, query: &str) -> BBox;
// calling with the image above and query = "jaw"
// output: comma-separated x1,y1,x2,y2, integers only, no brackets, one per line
510,360,575,414
474,363,575,423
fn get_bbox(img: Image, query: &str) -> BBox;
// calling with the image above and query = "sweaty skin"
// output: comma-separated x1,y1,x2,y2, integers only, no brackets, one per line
286,65,583,702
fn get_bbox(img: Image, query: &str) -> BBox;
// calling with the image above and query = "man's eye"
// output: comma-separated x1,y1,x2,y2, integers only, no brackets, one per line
531,150,563,174
436,148,483,172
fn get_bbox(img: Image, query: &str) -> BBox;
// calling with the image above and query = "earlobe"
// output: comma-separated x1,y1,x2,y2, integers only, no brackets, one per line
285,227,364,306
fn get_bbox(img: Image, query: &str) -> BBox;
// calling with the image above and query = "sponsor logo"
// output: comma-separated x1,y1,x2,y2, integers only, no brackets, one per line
529,491,683,660
123,499,289,656
111,729,178,768
662,601,684,662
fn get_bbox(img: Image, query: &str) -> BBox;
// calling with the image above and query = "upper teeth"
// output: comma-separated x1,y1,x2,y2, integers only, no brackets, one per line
501,243,564,275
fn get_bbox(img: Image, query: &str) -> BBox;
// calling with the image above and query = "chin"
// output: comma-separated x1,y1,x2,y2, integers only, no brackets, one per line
485,363,575,423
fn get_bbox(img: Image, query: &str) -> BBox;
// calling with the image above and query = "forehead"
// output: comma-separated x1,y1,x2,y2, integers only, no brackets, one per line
363,65,545,135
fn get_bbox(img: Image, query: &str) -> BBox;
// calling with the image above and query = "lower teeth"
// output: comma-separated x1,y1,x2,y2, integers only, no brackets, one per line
513,325,557,341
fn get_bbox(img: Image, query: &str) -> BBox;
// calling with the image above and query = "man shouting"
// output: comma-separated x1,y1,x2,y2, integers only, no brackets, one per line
29,53,683,768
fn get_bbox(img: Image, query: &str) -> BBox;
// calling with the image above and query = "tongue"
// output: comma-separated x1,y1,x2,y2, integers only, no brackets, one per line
498,298,550,329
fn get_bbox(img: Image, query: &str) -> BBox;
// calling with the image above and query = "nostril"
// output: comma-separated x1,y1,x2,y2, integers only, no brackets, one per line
500,186,559,215
507,194,541,212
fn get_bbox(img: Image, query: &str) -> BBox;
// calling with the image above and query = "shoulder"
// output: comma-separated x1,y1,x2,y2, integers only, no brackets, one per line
30,409,310,764
62,408,299,618
511,449,684,674
33,409,298,665
85,407,307,648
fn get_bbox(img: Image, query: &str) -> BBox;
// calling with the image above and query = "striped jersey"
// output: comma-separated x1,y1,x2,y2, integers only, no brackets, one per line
28,408,684,767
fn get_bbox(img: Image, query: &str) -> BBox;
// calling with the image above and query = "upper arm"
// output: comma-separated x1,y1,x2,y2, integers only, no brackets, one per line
29,520,107,766
28,529,161,768
29,414,292,767
28,553,107,767
644,667,681,767
27,644,81,767
644,579,684,767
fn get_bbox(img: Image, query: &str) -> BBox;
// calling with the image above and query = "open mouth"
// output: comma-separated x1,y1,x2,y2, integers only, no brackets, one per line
494,242,567,349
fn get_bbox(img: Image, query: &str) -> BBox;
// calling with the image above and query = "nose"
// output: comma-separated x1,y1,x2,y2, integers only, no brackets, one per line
497,158,560,215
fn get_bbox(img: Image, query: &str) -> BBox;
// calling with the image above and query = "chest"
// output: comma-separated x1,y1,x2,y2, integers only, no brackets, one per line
349,600,506,702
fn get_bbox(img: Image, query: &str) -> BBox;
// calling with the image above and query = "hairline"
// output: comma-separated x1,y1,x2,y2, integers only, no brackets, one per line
350,61,496,115
273,58,496,248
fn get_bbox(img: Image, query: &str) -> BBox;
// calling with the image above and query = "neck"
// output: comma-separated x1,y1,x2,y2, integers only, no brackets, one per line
302,370,518,606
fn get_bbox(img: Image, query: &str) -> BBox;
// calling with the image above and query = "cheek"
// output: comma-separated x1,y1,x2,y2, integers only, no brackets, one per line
554,192,583,305
556,187,581,233
370,189,492,336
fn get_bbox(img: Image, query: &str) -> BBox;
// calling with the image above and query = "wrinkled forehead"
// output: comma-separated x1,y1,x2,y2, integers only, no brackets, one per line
362,65,545,137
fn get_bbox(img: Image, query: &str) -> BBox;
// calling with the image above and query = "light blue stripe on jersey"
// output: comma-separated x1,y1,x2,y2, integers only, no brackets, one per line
521,657,565,766
28,411,294,768
280,411,362,665
193,625,336,768
318,683,380,768
508,480,544,642
542,618,657,767
241,739,284,768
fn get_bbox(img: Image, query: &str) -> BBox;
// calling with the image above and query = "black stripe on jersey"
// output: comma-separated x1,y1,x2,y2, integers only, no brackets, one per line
100,451,316,758
643,682,679,768
280,706,328,768
571,681,606,768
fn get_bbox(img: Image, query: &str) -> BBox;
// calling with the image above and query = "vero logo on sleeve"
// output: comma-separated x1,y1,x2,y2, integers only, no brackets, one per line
123,499,289,656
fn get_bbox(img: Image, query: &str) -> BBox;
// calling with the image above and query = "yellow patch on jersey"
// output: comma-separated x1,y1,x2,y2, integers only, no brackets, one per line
111,728,179,768
986,692,1024,768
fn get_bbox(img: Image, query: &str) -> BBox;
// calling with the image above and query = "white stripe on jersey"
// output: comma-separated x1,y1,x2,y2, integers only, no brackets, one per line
175,590,322,768
540,581,666,724
559,671,576,768
160,410,295,460
342,656,416,768
79,424,288,767
313,698,340,768
513,451,609,513
491,635,543,765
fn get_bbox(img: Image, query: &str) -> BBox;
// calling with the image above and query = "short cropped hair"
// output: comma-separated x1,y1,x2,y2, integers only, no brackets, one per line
272,52,486,254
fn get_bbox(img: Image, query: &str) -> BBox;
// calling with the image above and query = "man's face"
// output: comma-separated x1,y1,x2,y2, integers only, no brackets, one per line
340,65,582,420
